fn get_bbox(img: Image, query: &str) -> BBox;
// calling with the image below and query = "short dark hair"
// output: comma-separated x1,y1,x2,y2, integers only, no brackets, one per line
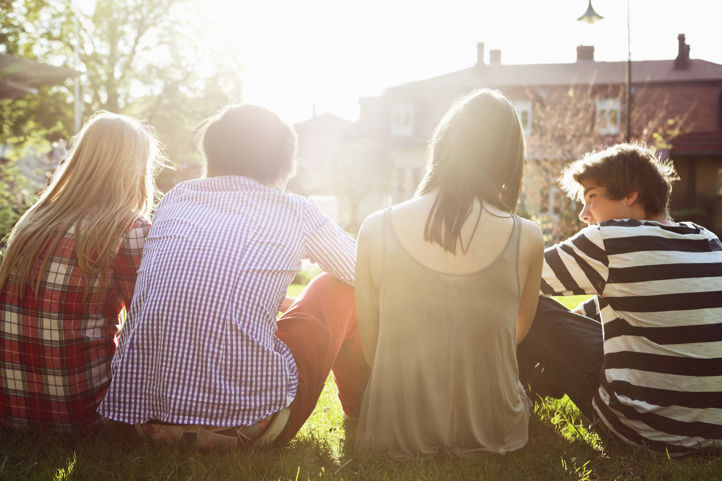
199,104,297,184
560,143,679,217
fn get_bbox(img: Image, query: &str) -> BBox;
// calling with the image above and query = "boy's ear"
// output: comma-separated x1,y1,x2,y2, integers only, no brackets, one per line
625,191,639,206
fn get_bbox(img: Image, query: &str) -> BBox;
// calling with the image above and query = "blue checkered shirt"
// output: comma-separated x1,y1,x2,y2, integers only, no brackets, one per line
98,176,356,426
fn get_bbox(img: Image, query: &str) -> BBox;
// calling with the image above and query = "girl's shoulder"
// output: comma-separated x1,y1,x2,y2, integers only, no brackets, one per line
516,216,544,259
357,209,388,257
359,208,386,233
517,216,543,238
123,216,151,243
131,216,151,230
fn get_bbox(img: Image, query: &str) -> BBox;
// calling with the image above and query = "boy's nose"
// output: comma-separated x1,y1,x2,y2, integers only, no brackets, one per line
579,205,592,224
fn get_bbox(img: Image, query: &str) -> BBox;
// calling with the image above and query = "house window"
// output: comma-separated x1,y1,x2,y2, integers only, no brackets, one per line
391,102,414,136
513,100,532,136
596,98,621,135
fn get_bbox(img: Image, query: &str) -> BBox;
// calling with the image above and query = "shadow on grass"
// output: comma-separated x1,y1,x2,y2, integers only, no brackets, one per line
334,398,721,481
331,403,605,481
1,401,720,481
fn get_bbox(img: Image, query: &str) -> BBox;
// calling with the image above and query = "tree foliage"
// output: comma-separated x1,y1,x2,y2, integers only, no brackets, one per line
0,0,246,239
521,82,691,243
325,140,391,232
1,0,243,166
0,158,34,251
1,0,76,148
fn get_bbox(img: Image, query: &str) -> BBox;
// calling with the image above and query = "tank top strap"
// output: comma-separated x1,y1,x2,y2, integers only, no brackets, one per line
382,208,393,248
510,215,522,298
381,207,394,281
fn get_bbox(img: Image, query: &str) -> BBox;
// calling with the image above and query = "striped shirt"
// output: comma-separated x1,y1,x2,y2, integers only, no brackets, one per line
541,219,722,452
98,176,356,426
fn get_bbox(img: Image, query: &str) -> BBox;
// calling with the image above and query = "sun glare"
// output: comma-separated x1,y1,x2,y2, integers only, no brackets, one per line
200,0,722,125
204,0,372,123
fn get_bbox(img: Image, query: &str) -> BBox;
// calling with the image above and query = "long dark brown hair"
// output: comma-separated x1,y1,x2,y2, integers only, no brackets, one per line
416,89,526,253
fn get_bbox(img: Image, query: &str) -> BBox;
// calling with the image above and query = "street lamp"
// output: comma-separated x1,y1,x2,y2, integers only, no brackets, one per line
578,0,632,142
577,0,603,24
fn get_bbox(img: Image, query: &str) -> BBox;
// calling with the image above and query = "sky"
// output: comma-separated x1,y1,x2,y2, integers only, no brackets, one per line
205,0,722,125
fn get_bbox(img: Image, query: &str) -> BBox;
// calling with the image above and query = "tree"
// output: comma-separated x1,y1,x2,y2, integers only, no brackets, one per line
0,0,246,242
325,141,391,233
0,157,34,251
0,0,244,190
521,82,692,243
0,0,76,148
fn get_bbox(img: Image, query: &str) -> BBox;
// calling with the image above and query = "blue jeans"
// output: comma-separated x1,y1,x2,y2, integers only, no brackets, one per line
517,296,603,420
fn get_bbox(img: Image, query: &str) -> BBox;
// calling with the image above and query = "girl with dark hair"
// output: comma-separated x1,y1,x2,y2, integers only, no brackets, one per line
355,89,544,456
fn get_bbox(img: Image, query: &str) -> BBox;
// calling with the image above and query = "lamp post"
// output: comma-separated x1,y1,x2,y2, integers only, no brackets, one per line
578,0,632,142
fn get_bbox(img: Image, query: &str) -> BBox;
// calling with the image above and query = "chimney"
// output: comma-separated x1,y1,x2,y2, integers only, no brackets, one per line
674,33,691,70
476,42,485,67
576,45,594,62
489,49,502,65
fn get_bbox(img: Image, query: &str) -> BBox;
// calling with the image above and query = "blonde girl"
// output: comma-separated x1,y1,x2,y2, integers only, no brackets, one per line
0,111,162,431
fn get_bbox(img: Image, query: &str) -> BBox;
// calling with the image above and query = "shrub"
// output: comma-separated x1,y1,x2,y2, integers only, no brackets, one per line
292,260,323,285
0,158,35,252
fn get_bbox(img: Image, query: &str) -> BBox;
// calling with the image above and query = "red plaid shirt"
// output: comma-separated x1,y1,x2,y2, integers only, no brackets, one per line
0,217,150,432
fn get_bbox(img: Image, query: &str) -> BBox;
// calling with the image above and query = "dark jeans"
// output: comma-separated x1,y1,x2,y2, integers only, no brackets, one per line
517,296,604,420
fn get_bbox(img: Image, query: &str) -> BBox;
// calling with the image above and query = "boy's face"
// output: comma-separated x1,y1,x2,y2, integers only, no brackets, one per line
578,181,634,225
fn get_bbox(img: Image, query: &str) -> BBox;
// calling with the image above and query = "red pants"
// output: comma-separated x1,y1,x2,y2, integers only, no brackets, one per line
274,273,370,444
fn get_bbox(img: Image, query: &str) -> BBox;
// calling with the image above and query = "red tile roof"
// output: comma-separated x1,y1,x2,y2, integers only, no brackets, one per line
387,59,722,92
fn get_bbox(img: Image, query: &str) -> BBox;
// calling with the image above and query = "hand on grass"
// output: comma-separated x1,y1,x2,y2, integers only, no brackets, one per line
280,296,295,314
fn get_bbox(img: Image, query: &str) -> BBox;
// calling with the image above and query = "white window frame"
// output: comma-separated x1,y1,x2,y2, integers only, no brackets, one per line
595,98,621,135
391,101,414,137
513,100,532,136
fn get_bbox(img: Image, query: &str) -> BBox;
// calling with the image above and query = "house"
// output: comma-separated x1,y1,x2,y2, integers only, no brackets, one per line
295,113,354,175
289,113,354,224
344,34,722,236
290,113,392,230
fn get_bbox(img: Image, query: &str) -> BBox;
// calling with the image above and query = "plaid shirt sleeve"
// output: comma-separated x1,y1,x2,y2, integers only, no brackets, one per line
111,218,151,305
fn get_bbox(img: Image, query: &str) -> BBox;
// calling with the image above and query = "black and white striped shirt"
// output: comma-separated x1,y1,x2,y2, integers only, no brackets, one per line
541,219,722,452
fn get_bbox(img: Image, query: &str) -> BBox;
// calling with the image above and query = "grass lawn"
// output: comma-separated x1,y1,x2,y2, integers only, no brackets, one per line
1,293,720,480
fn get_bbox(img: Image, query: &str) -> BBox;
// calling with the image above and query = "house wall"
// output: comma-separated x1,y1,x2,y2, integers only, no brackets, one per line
671,157,691,205
387,146,427,203
669,155,722,233
347,59,722,235
697,157,722,233
636,83,721,132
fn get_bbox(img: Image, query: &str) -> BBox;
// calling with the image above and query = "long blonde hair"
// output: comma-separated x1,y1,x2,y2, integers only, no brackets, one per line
0,111,163,298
